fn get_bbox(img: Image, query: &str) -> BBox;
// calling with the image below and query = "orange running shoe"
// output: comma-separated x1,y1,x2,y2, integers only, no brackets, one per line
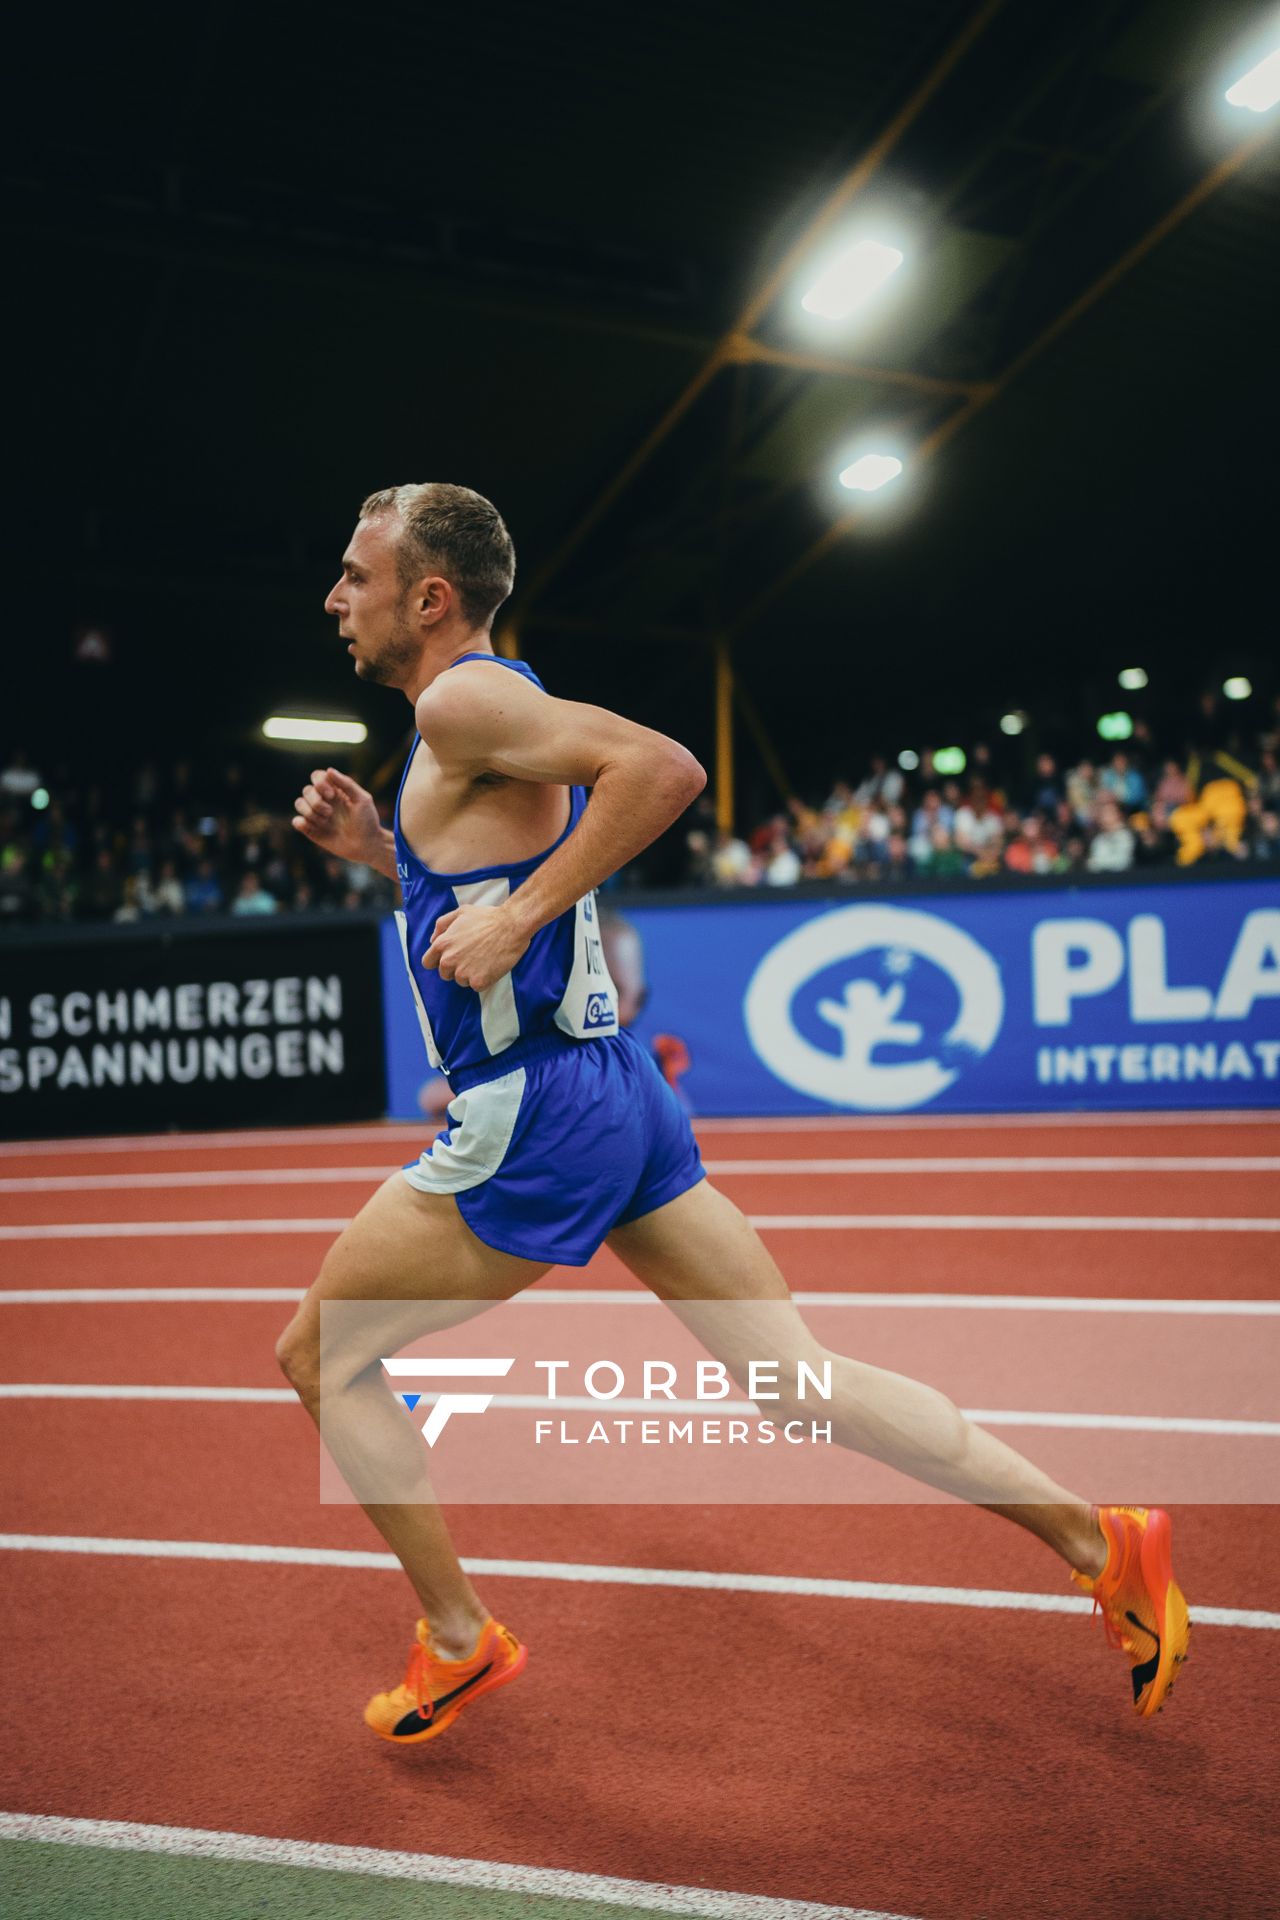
363,1616,527,1744
1071,1505,1189,1717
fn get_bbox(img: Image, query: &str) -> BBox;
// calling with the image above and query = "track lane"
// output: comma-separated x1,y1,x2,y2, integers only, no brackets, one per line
4,1167,1278,1226
2,1548,1275,1920
1,1402,1276,1610
5,1226,1279,1296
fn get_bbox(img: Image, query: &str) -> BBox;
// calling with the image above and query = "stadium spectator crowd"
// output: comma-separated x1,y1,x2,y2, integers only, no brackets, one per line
2,691,1278,925
0,753,400,927
686,696,1280,890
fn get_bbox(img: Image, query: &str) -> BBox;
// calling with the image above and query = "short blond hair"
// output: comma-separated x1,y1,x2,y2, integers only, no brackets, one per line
359,482,516,628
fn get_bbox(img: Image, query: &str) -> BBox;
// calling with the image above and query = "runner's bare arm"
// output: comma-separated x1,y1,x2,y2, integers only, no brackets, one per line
418,664,705,989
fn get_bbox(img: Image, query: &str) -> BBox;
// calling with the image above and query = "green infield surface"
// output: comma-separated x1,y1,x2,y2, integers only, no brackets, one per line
0,1820,910,1920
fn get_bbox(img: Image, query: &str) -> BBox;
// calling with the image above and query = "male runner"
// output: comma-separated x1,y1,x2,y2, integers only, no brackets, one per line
280,481,1189,1744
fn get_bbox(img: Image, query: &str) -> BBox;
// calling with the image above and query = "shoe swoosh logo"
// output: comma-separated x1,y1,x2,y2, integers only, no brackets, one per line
392,1660,494,1738
1125,1609,1161,1702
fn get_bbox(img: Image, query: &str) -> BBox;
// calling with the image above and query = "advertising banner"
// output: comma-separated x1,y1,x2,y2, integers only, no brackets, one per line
0,914,386,1138
382,878,1280,1117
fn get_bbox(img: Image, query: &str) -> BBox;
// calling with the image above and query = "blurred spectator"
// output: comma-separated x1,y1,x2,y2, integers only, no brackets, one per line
710,827,754,885
184,858,224,914
0,750,41,800
1030,753,1062,814
1004,816,1058,875
1153,758,1191,811
233,872,278,916
1066,759,1101,826
1087,799,1135,873
763,827,801,886
0,848,36,920
140,857,186,916
113,875,144,923
1100,752,1147,810
82,847,123,919
953,783,1003,860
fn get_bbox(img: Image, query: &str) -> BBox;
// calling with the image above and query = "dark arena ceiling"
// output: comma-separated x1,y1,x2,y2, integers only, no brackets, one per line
9,0,1280,810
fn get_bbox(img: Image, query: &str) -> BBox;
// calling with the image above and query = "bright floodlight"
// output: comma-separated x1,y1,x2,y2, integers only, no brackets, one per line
263,716,368,744
897,749,920,771
839,453,903,492
1097,711,1134,742
1118,667,1148,691
934,746,966,775
1225,47,1280,111
31,787,50,811
999,713,1025,736
1223,676,1253,700
802,240,904,319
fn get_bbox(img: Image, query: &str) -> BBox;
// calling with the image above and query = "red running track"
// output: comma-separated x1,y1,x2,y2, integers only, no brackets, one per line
1,1113,1278,1918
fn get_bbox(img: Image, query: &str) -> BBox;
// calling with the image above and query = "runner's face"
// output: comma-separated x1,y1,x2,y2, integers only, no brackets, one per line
324,519,421,687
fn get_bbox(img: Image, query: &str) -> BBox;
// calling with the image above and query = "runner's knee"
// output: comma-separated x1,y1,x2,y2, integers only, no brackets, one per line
275,1315,319,1402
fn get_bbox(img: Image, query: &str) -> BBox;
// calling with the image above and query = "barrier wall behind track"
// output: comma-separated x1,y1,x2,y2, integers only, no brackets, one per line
0,914,386,1139
383,874,1280,1118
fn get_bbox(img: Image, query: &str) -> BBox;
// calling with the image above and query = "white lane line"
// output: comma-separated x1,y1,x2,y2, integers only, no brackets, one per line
2,1110,1277,1158
0,1219,352,1239
2,1287,1278,1314
0,1288,310,1303
694,1111,1280,1132
0,1533,1274,1630
0,1127,428,1158
752,1215,1280,1232
6,1154,1278,1193
0,1384,298,1404
0,1167,396,1193
0,1814,908,1920
712,1157,1280,1175
3,1384,1277,1437
5,1213,1280,1240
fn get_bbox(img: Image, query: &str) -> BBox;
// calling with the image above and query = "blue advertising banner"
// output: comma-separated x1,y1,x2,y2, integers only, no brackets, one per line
381,878,1280,1118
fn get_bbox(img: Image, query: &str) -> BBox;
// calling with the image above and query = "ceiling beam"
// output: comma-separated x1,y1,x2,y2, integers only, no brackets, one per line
726,125,1279,638
513,0,1009,619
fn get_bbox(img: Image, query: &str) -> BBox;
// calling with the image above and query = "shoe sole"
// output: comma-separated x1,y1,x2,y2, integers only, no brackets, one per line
366,1640,528,1745
1135,1508,1190,1719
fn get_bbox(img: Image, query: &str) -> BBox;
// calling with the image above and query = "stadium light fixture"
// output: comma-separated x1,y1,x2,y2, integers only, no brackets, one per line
1223,676,1253,701
934,746,966,775
897,749,920,772
999,713,1025,736
801,239,904,320
838,453,903,492
1118,667,1148,691
263,716,368,745
1225,46,1280,111
31,787,50,811
1097,711,1134,742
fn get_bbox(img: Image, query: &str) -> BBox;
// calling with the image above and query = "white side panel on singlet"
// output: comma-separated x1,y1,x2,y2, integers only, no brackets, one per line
451,877,522,1055
554,890,620,1039
393,909,443,1068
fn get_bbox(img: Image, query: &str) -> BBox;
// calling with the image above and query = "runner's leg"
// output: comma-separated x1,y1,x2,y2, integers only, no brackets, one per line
276,1175,549,1652
607,1180,1105,1574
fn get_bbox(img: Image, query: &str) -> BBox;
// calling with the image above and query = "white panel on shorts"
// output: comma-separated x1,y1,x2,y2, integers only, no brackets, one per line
451,877,521,1055
402,1068,526,1195
394,909,443,1068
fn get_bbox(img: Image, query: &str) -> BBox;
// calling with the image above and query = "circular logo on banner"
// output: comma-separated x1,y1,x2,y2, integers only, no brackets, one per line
743,905,1004,1111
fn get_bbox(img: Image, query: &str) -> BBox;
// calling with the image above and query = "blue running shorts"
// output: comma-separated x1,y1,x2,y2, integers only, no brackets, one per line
401,1027,704,1266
